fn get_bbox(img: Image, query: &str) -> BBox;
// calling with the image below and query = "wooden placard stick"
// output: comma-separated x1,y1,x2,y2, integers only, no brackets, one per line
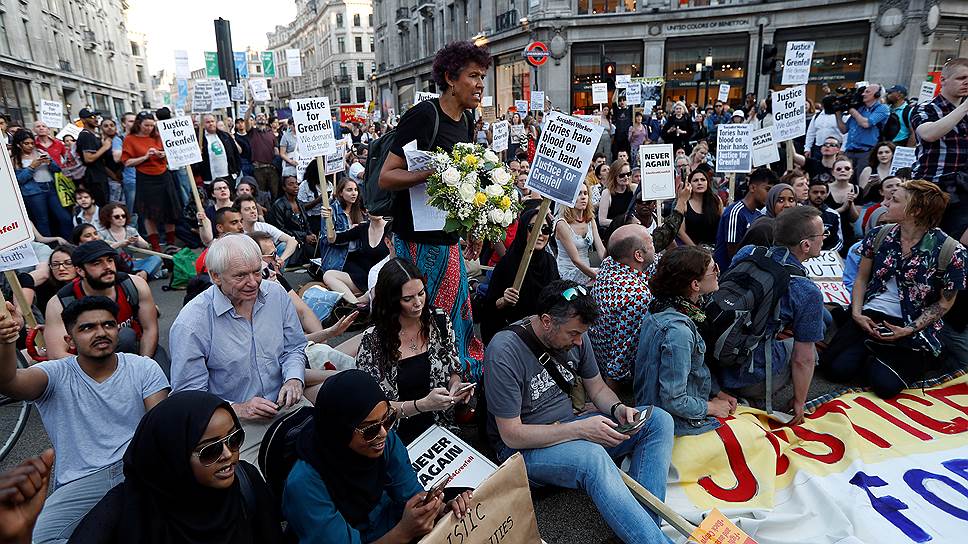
785,140,795,172
727,173,737,205
127,246,174,261
3,271,43,349
621,472,697,538
512,198,551,291
0,287,8,320
318,161,336,242
184,164,205,223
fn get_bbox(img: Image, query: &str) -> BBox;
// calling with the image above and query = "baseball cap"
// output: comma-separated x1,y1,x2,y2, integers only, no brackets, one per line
72,240,118,265
78,108,100,119
886,84,908,95
731,109,746,119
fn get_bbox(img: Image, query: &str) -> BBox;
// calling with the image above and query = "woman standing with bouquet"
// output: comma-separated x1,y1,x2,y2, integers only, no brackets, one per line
379,41,492,381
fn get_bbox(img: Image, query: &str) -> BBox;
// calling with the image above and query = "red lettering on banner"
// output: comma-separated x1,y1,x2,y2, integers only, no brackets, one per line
855,398,933,441
753,421,791,476
699,417,758,502
926,382,968,416
809,399,892,448
886,393,968,435
766,419,845,465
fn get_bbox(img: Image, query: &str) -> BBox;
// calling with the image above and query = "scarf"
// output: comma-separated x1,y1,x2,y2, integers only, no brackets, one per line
296,369,390,527
649,295,706,324
764,183,795,218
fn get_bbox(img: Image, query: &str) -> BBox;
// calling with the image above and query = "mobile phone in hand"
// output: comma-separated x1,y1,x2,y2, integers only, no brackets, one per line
454,382,475,395
875,324,894,337
614,405,653,435
422,474,451,505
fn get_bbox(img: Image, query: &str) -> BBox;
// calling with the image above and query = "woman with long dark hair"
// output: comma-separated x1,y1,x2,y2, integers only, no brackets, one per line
121,111,180,251
356,258,474,443
377,40,491,381
12,129,73,238
679,169,722,247
19,244,77,312
317,170,367,274
98,202,164,280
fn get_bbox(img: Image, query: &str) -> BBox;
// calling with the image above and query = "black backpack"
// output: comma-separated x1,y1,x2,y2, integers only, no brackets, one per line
880,103,912,142
364,105,441,216
258,406,315,504
701,247,804,413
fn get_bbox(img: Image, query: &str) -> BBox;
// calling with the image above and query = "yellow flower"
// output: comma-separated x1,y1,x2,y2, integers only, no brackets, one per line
473,192,487,206
464,155,479,168
500,196,512,210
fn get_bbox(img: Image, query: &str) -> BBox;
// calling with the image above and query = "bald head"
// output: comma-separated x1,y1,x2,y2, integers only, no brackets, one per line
608,224,655,271
203,114,217,133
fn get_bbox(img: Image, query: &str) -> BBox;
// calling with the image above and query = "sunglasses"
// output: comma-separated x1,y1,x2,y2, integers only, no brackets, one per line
561,285,588,301
528,222,553,236
834,166,852,172
822,142,841,148
355,404,399,442
112,214,126,219
192,427,245,466
617,172,631,178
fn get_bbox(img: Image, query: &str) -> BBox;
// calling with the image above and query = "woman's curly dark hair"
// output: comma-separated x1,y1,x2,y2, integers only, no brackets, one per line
371,258,433,377
432,41,492,91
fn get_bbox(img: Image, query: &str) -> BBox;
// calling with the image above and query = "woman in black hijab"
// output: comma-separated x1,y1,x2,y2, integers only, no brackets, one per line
480,207,560,344
283,370,472,543
69,391,283,544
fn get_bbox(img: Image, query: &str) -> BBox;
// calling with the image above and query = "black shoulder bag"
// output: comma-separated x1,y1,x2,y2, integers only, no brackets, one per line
510,321,587,413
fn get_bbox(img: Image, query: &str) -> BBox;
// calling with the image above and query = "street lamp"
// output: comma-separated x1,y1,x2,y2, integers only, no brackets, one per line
704,52,713,107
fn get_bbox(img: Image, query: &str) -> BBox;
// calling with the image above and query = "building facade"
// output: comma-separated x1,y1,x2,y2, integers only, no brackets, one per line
374,0,967,116
266,0,377,111
0,0,146,126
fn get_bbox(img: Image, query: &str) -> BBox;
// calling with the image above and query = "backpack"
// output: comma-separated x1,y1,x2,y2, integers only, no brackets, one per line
364,106,440,216
701,247,804,413
880,103,912,142
258,405,315,504
168,247,197,290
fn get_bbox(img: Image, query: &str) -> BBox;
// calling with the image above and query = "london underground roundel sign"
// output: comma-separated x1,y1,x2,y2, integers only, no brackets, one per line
523,41,549,67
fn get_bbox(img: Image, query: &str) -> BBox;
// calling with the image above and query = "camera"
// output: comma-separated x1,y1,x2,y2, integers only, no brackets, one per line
822,86,866,114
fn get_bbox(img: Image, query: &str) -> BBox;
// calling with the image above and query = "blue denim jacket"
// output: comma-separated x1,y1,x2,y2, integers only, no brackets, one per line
15,161,62,197
634,307,720,436
316,198,353,272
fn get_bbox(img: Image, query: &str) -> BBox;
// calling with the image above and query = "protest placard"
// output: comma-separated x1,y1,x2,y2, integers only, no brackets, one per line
689,508,758,544
803,250,849,306
249,78,270,102
204,51,219,78
491,120,510,152
0,241,38,272
261,51,276,77
0,150,34,253
638,144,675,201
191,80,214,113
233,51,249,79
480,95,493,108
715,124,752,173
530,90,545,112
781,41,815,86
324,141,346,175
286,49,302,77
55,124,81,141
771,85,806,141
525,112,604,207
625,83,641,106
237,104,247,119
592,83,608,105
211,80,232,110
174,50,191,79
890,146,917,175
407,425,497,490
415,91,438,104
514,99,529,114
616,74,631,89
290,97,337,157
157,116,202,169
751,126,780,167
643,99,657,113
176,79,188,109
39,100,63,128
0,242,40,335
230,85,244,102
718,83,731,103
918,81,938,103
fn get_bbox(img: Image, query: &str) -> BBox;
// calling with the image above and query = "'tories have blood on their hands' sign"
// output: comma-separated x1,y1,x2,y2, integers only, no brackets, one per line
0,150,33,253
525,112,604,207
157,116,202,170
290,97,337,157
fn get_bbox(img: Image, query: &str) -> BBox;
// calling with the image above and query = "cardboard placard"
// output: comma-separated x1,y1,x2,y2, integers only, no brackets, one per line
803,250,849,306
771,85,806,141
890,146,917,175
55,124,81,141
174,50,191,79
324,141,347,175
290,97,337,157
211,80,232,110
191,80,214,113
625,82,641,106
689,508,758,544
918,81,938,103
530,90,545,112
638,144,675,201
616,74,631,89
480,95,493,108
249,78,270,102
525,112,603,207
0,241,38,272
751,126,780,167
230,85,244,103
781,41,815,86
286,48,302,77
514,100,529,114
0,150,34,253
39,100,64,129
157,116,202,169
715,124,752,173
491,120,510,152
415,91,439,104
717,83,731,103
480,106,497,124
592,83,608,105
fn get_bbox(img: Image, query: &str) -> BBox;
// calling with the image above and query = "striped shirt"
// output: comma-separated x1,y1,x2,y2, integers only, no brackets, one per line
911,94,968,183
713,200,763,271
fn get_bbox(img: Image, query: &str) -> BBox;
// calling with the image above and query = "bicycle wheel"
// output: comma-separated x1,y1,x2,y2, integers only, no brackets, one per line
0,351,31,463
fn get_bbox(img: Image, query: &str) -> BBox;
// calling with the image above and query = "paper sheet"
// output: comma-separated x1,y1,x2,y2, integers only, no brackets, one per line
404,140,447,232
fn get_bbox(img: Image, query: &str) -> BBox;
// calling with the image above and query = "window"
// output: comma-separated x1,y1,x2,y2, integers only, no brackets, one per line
130,41,140,56
340,87,351,103
0,13,12,56
371,61,377,74
336,13,343,28
772,23,869,103
355,36,363,52
664,35,747,107
370,36,374,52
340,62,348,77
338,37,345,53
356,87,366,102
22,18,33,60
0,77,31,125
357,61,365,80
137,67,145,84
571,41,643,114
368,14,373,27
353,13,361,26
577,0,636,15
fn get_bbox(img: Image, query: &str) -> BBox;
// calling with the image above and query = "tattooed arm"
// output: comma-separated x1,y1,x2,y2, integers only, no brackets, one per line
882,289,958,340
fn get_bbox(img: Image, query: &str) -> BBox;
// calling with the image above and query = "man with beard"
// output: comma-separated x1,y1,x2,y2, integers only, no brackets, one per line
0,296,169,542
43,241,160,363
75,109,114,205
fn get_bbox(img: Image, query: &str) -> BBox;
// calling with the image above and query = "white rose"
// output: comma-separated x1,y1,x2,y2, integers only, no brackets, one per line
485,184,504,198
455,142,476,152
483,150,499,163
501,209,515,227
463,171,479,186
441,167,461,186
458,182,477,202
490,167,511,186
488,208,505,224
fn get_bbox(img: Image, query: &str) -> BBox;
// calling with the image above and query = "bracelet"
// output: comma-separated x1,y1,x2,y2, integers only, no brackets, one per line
610,402,623,420
413,399,423,414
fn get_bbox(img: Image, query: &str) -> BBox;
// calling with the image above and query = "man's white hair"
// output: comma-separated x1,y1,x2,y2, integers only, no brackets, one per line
205,233,261,276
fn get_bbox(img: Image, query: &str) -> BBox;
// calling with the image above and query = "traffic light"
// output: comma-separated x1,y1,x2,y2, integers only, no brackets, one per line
761,44,778,76
214,18,236,85
603,61,617,90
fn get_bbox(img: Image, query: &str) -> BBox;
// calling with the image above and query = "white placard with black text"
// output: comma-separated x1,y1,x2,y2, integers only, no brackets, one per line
717,84,731,103
781,41,815,86
286,49,302,77
158,116,202,170
491,120,510,153
751,127,780,167
638,144,675,201
39,100,63,129
890,146,917,175
592,83,608,105
530,91,545,112
290,97,337,157
918,81,937,103
771,85,807,141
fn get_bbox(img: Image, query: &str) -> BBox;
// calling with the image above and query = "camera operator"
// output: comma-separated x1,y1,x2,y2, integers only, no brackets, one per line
836,84,890,171
911,57,968,246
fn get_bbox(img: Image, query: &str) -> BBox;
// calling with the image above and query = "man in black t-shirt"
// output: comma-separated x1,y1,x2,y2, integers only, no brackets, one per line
75,108,114,205
794,135,841,185
611,97,633,161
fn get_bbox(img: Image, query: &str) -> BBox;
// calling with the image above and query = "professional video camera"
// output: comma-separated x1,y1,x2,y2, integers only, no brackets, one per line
821,86,866,114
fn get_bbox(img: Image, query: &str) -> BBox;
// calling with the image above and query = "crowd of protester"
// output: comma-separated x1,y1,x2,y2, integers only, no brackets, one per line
1,42,967,544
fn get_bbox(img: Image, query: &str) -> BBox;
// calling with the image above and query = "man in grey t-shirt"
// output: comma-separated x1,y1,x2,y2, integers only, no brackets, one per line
484,280,674,544
0,296,169,543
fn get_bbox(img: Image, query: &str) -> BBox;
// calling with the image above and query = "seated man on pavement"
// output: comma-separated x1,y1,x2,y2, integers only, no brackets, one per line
170,233,307,465
589,224,656,391
0,296,169,543
484,280,675,544
236,194,298,266
717,206,825,424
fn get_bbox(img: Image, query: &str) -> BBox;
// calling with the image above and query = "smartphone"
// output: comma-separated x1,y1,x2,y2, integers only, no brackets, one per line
875,324,894,337
615,405,654,435
454,382,476,395
422,474,451,505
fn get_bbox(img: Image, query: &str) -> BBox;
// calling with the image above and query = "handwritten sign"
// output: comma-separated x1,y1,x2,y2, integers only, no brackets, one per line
771,85,806,141
689,508,758,544
290,97,337,157
890,146,917,175
39,100,64,129
715,124,752,173
592,83,608,105
751,126,780,168
525,112,603,207
781,41,814,86
803,250,849,306
638,144,675,201
157,116,202,169
491,120,510,152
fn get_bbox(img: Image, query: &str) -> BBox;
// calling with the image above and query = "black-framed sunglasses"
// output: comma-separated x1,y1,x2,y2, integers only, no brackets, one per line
617,172,632,178
192,427,245,466
355,404,399,442
528,222,553,236
561,285,588,301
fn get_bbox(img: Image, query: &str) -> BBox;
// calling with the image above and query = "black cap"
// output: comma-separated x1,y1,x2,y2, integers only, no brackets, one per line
72,241,118,265
886,84,908,95
78,108,100,119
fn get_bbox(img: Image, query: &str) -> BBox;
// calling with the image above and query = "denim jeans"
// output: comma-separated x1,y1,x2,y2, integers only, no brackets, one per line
123,178,137,221
33,460,125,543
132,255,164,278
24,185,73,238
501,406,675,544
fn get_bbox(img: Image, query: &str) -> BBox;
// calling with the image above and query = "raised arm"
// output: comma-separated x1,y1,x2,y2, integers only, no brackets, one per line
0,303,49,402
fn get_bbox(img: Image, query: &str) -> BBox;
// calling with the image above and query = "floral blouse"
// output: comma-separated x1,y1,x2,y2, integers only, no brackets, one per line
861,225,968,354
357,308,460,428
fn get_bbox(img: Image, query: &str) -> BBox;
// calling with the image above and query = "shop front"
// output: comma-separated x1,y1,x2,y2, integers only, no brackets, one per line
494,51,531,116
772,22,870,104
663,34,748,108
571,41,642,114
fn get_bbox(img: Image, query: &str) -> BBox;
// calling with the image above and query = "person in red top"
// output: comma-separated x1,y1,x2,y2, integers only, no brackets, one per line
121,111,180,251
32,120,67,167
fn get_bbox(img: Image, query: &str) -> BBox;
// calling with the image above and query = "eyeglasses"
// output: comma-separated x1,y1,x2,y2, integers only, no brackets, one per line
802,228,830,242
834,166,852,172
822,142,841,148
528,222,553,236
355,404,398,442
112,214,126,219
192,427,245,466
50,260,73,269
561,285,588,301
705,263,720,277
617,172,631,178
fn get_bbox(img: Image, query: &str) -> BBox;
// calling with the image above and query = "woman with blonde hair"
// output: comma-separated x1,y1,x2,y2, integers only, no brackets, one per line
598,159,637,236
556,181,606,284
